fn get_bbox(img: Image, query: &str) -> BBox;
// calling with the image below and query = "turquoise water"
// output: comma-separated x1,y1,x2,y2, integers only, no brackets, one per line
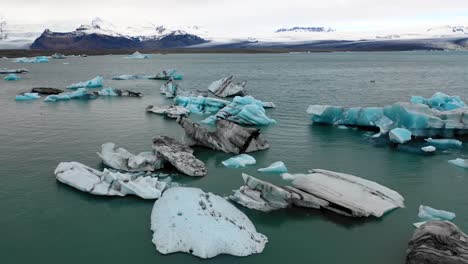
1,52,467,263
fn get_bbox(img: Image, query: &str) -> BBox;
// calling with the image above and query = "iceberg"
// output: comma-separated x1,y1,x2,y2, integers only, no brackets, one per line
418,205,456,221
448,158,468,169
148,69,183,80
97,142,163,172
152,136,206,177
4,74,21,81
0,68,28,74
54,161,167,199
146,105,189,119
424,138,462,149
66,76,103,89
222,154,256,168
202,96,276,126
208,76,247,97
177,117,270,154
175,96,229,114
389,128,412,144
160,80,180,98
421,146,436,153
406,221,468,264
258,161,288,174
44,87,141,102
111,74,141,80
151,187,268,258
15,56,49,63
51,53,66,59
125,51,150,59
410,92,466,111
15,93,40,101
31,87,63,95
230,169,405,217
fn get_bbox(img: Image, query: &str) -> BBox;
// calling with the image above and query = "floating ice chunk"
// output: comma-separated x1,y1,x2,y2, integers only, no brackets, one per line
202,96,276,126
418,205,456,221
258,161,288,174
97,142,162,172
4,74,21,81
44,87,141,102
112,74,140,80
54,162,166,199
125,51,150,59
307,105,385,127
261,101,276,108
67,76,103,89
146,105,189,118
51,53,66,59
148,69,183,80
152,136,206,177
389,128,412,144
160,80,180,98
421,146,436,152
177,117,270,154
411,92,466,111
424,138,462,149
151,187,268,258
0,68,28,74
208,76,246,97
222,154,256,168
15,56,49,63
448,158,468,169
15,92,40,101
175,95,229,114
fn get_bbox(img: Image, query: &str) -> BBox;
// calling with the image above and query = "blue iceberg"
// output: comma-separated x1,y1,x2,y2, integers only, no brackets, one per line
15,56,49,63
125,51,150,59
257,161,288,174
175,96,229,114
222,154,256,168
15,93,40,101
202,96,276,126
424,138,462,150
4,74,21,81
448,158,468,169
67,76,103,89
410,92,466,111
44,88,92,102
389,128,412,144
149,69,183,80
418,205,456,221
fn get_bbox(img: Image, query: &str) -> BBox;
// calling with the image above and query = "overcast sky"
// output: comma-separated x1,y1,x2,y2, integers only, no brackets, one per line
2,0,468,34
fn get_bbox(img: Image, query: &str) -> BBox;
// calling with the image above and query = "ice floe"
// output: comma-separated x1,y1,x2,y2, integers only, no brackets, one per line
177,117,270,154
54,161,166,199
15,93,40,101
67,76,103,89
208,76,247,97
44,87,141,102
97,142,163,172
222,154,256,168
151,187,268,258
146,105,189,118
448,158,468,169
4,74,21,81
258,161,288,174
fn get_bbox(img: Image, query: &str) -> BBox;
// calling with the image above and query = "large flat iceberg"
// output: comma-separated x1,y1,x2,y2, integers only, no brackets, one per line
151,187,268,258
44,87,142,102
55,162,167,199
67,76,103,89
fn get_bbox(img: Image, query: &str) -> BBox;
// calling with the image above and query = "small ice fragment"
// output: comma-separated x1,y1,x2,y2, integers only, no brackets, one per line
418,205,456,221
421,146,436,153
4,74,21,81
222,154,256,168
448,158,468,169
389,128,412,144
258,161,288,174
15,93,40,101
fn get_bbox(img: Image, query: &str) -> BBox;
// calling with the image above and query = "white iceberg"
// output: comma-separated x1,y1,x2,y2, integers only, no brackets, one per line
54,162,166,199
145,105,189,118
421,146,436,153
222,154,256,168
150,187,268,258
448,158,468,169
97,142,162,172
389,128,412,143
67,76,103,89
258,161,288,174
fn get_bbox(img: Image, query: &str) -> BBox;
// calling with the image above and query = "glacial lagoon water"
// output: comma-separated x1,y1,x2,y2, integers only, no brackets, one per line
1,52,467,263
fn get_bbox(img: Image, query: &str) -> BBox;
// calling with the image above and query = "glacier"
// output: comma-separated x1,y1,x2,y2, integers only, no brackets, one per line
67,76,103,89
125,51,150,59
230,169,405,217
258,161,288,174
4,73,21,81
148,69,183,80
389,128,412,144
97,142,163,172
54,161,167,199
150,187,268,258
14,56,49,63
15,92,40,101
222,154,256,168
208,76,247,97
448,158,468,169
202,96,276,126
175,95,229,114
